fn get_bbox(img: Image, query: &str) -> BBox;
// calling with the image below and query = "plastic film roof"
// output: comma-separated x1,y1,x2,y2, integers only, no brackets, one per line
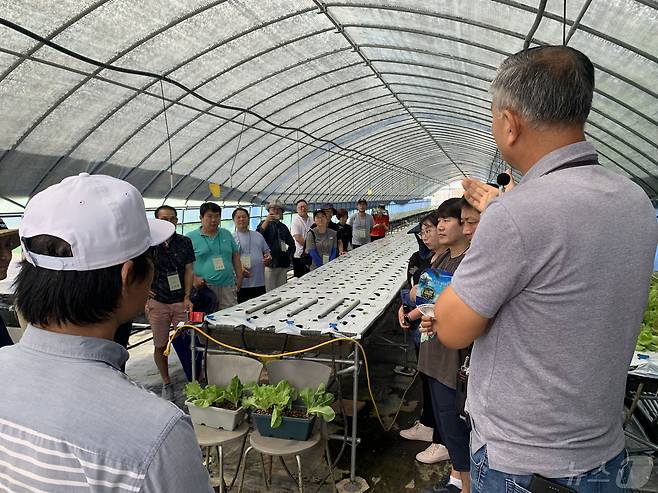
0,0,656,207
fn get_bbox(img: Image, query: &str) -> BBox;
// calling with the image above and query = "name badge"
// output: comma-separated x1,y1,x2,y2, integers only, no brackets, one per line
213,257,225,271
240,255,251,269
167,272,182,291
355,229,367,239
280,241,288,252
322,254,330,264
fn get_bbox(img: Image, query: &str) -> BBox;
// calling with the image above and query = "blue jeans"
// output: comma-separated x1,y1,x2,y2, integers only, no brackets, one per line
470,445,630,493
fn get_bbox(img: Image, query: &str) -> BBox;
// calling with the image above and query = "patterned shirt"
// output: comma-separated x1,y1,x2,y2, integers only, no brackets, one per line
151,233,196,304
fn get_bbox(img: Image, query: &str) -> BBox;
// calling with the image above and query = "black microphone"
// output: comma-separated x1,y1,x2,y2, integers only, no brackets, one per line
496,173,511,187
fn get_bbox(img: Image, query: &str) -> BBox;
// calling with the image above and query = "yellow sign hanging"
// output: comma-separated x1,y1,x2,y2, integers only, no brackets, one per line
208,182,221,198
366,188,373,196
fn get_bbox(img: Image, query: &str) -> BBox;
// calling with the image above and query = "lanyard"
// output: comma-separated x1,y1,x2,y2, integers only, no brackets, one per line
236,230,252,255
155,235,178,266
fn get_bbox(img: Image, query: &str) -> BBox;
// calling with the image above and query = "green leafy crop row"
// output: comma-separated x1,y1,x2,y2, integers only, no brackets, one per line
636,276,658,352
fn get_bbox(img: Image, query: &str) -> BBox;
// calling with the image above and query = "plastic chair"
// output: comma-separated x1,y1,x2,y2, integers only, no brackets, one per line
192,354,263,492
237,359,336,493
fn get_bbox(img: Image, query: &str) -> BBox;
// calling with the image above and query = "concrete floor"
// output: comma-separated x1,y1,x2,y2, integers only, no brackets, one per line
124,305,658,492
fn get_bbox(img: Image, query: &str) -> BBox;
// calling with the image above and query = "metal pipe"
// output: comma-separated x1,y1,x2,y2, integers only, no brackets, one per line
190,328,197,382
336,300,360,320
287,297,318,317
318,298,346,319
245,296,282,314
350,347,359,481
328,434,361,445
263,297,300,314
523,0,548,50
564,0,593,45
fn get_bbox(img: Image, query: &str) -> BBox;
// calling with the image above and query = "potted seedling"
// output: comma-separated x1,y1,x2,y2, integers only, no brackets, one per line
243,381,335,441
184,376,246,431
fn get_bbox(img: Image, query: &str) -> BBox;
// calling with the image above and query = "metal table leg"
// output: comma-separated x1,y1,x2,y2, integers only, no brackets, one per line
191,328,197,382
351,347,358,482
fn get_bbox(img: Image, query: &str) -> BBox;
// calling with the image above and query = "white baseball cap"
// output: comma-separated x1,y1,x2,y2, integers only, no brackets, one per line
20,173,174,271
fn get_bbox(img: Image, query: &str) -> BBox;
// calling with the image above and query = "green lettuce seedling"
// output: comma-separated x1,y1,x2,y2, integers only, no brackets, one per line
299,384,336,423
184,376,244,409
242,380,296,428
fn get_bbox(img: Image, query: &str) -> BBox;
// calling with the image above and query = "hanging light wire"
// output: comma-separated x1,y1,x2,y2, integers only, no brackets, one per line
158,80,175,190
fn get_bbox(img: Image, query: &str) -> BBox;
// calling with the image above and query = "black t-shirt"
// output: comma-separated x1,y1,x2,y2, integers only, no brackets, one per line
407,251,432,287
0,316,13,348
337,223,352,249
256,220,295,268
151,233,196,304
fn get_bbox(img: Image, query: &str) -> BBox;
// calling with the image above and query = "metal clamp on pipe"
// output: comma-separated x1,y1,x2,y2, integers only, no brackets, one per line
245,296,281,314
263,297,300,314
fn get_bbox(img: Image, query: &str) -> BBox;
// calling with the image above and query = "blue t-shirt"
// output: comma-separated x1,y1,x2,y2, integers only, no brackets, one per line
233,230,270,289
186,227,238,287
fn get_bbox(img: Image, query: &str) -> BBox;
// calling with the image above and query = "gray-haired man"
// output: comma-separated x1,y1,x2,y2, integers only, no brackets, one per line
422,46,657,492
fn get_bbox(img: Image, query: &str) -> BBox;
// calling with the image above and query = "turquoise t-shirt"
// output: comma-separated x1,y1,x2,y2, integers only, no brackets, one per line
186,227,238,287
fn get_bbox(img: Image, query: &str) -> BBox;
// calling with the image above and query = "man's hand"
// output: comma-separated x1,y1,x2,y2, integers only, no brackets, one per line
419,315,436,337
263,252,272,266
193,276,205,289
183,296,193,313
242,267,252,278
398,305,410,329
461,178,500,212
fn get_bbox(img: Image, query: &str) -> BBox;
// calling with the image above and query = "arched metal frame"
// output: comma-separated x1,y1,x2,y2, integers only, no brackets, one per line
0,0,656,207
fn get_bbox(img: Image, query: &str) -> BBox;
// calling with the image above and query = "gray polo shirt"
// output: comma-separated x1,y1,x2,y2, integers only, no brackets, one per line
453,142,657,477
0,326,213,492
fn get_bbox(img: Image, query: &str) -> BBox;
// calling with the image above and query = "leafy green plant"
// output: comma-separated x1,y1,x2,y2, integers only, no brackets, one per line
184,376,244,409
242,380,296,428
637,277,658,352
299,384,336,422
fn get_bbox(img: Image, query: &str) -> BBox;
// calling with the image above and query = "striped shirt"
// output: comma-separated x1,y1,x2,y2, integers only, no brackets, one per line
0,326,213,492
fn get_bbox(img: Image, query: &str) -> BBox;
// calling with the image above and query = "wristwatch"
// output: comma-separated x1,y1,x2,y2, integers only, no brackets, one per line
403,315,411,326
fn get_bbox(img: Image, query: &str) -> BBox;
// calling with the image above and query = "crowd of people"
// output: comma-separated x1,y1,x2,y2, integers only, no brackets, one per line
0,45,656,493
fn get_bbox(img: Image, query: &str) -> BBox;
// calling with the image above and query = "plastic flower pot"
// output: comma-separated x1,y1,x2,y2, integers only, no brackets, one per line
185,401,245,431
252,413,316,440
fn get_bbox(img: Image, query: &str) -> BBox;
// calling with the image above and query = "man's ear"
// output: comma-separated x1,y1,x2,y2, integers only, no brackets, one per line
121,260,134,289
502,108,523,147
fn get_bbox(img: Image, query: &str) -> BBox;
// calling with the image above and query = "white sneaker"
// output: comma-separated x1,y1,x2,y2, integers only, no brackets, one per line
400,420,434,442
415,443,450,464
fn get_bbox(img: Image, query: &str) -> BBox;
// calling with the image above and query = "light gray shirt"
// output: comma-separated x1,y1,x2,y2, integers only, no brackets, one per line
453,142,658,477
233,230,270,288
348,212,373,245
0,326,213,492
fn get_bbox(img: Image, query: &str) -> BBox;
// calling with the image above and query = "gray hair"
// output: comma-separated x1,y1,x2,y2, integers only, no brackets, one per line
490,46,594,127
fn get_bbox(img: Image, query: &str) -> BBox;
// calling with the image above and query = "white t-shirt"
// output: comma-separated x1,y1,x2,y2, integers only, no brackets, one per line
290,214,313,258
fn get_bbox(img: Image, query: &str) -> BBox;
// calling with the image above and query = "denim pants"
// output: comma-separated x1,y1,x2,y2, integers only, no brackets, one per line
470,445,631,493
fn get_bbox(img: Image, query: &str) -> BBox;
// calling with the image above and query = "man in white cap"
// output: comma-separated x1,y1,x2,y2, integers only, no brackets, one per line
257,199,295,291
0,173,212,492
0,217,19,347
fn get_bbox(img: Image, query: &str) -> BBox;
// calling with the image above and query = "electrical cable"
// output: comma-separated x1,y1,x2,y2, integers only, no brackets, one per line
165,323,418,432
0,17,442,186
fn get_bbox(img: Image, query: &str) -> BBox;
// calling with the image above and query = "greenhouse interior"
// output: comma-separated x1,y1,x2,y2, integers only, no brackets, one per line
0,1,657,492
